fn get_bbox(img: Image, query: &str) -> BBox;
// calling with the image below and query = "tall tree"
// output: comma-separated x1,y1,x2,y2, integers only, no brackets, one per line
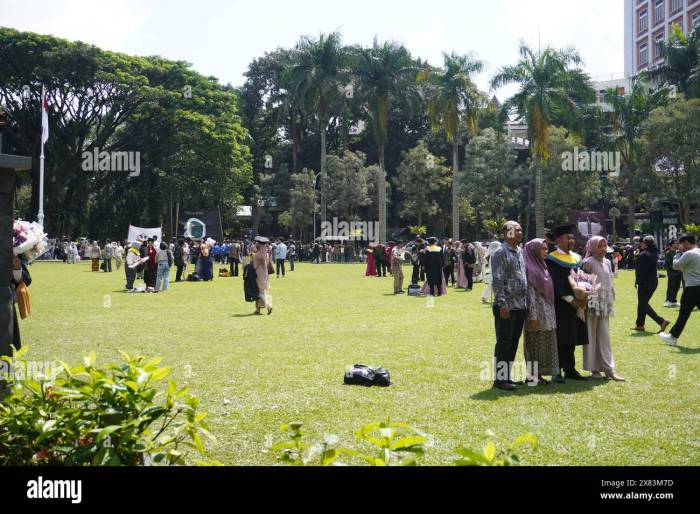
353,38,418,242
419,52,484,240
605,73,668,236
652,25,700,99
394,141,451,227
642,97,700,225
491,42,595,237
290,32,347,228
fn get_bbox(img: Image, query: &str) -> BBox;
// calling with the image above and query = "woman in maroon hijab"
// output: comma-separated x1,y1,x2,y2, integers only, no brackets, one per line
523,238,559,385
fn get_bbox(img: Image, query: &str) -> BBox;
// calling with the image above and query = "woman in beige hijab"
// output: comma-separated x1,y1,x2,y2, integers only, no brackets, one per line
252,236,272,315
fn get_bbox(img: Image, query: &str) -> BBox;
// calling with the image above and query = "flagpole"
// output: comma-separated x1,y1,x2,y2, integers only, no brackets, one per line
38,86,46,227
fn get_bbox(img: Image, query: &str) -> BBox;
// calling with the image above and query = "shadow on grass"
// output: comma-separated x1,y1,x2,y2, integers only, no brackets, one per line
470,379,609,400
672,345,700,355
629,331,658,338
232,313,262,317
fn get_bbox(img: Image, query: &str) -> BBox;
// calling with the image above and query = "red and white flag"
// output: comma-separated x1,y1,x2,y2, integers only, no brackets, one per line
41,86,49,145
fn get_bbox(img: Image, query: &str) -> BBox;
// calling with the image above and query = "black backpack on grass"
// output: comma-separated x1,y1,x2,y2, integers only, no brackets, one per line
344,364,392,387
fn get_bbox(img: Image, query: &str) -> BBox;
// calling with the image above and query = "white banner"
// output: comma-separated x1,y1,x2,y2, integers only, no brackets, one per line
127,225,162,244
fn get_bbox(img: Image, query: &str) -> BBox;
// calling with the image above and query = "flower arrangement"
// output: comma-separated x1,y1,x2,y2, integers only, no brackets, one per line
12,220,47,262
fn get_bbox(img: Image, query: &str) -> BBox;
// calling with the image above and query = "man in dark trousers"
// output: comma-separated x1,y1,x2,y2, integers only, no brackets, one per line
229,240,241,277
374,242,387,277
423,237,444,296
490,221,527,391
546,224,589,382
173,239,185,282
410,238,426,284
664,238,682,307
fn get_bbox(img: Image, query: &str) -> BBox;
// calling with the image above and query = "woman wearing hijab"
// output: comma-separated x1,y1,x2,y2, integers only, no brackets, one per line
583,236,624,381
523,238,559,385
365,243,377,276
252,236,272,315
633,235,669,333
481,241,501,304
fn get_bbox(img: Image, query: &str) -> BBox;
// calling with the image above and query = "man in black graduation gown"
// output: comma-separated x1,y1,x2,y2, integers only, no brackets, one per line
422,237,444,296
546,224,589,382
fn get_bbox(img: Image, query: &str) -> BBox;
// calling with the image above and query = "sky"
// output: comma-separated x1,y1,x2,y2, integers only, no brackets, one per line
0,0,625,99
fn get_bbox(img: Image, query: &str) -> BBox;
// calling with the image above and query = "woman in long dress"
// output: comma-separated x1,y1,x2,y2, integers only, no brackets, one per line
365,244,377,276
199,241,214,281
523,238,559,385
252,237,272,315
583,236,624,381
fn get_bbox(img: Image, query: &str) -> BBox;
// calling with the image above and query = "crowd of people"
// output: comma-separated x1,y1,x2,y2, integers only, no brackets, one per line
360,223,699,391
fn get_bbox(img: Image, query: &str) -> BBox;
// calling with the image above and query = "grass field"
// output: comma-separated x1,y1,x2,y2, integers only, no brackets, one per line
20,260,700,466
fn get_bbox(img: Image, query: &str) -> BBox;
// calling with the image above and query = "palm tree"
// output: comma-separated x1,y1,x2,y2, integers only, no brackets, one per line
605,73,668,237
652,25,699,98
491,42,594,238
419,52,484,240
353,38,418,242
290,32,347,226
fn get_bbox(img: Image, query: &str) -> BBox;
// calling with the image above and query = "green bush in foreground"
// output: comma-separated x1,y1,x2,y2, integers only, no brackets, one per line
0,348,215,466
269,420,537,466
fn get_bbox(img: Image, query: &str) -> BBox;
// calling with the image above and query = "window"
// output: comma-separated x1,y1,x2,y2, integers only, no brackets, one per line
670,0,682,14
655,0,664,23
639,9,649,32
640,42,649,65
693,12,700,29
655,33,665,58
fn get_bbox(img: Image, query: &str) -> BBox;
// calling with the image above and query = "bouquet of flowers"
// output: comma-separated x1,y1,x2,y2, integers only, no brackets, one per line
569,269,600,321
13,220,48,262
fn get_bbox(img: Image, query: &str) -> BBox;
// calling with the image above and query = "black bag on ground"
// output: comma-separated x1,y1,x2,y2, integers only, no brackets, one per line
344,364,392,387
407,283,421,296
187,272,200,281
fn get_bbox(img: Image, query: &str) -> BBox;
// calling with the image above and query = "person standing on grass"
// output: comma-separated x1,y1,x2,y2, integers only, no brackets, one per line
481,241,501,304
632,236,669,333
374,242,388,277
490,221,527,391
155,242,173,291
103,239,113,272
229,240,241,277
252,236,273,315
664,239,682,308
546,224,589,382
124,240,141,291
582,236,624,381
274,239,287,278
173,239,185,282
462,240,476,291
523,238,558,386
391,241,406,294
113,241,124,271
89,241,101,272
659,234,700,346
288,240,296,271
423,237,445,297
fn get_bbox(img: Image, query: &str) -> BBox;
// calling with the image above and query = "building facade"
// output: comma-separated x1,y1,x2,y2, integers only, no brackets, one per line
625,0,700,77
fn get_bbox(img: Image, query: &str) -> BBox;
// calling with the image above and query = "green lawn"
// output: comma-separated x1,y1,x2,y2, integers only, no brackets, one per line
20,260,700,465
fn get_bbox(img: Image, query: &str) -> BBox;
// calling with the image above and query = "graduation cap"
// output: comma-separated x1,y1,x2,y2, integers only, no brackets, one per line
254,236,270,244
426,237,438,244
551,224,576,238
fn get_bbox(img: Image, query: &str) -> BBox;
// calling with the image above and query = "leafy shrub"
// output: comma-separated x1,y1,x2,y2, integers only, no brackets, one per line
270,419,429,466
0,347,215,466
453,430,537,466
270,421,537,466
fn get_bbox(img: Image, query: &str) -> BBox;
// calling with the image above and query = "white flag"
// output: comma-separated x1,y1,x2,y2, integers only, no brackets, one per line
41,86,49,144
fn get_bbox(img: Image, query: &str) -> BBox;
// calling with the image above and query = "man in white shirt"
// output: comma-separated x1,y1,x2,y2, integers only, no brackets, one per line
274,239,288,278
391,241,407,294
659,234,700,346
